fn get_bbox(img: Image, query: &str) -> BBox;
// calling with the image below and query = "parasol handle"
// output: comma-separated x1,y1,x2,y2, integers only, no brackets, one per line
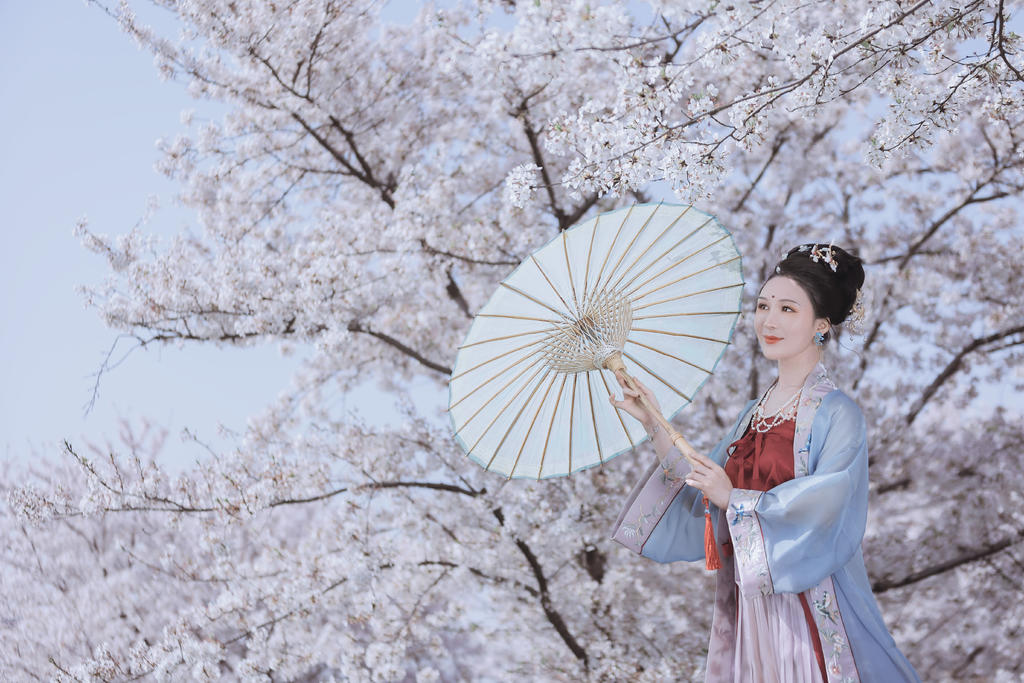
603,353,702,469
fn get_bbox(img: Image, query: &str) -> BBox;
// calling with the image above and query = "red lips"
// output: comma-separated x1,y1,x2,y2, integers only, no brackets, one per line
763,336,782,344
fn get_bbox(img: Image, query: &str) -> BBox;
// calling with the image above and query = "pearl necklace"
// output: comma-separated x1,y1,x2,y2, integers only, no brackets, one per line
751,381,802,433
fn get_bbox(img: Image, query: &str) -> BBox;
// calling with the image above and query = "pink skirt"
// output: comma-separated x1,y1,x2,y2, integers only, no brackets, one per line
732,590,825,682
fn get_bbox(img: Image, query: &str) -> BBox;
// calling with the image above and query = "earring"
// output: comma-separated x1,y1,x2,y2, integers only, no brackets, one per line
813,331,825,346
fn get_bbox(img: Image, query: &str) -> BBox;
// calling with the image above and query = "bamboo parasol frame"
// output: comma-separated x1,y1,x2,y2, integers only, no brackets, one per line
448,202,744,479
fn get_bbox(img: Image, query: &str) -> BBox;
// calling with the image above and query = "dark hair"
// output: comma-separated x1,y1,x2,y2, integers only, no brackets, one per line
765,244,865,342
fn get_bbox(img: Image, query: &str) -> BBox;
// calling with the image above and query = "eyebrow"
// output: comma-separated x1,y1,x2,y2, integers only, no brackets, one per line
756,297,801,304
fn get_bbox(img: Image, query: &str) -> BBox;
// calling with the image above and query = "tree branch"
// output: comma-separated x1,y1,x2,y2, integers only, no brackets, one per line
873,530,1024,593
897,191,1010,271
419,239,518,267
732,131,788,212
514,537,589,666
491,508,589,667
905,324,1024,425
328,115,396,205
347,321,451,375
853,179,1015,391
520,110,568,229
363,480,482,497
561,194,601,232
445,267,473,319
995,0,1024,81
290,112,395,208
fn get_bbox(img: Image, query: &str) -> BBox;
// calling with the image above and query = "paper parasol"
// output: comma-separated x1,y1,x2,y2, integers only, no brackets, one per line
448,202,744,479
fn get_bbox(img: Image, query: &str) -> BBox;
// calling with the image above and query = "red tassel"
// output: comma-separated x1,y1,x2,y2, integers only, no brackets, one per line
703,496,721,571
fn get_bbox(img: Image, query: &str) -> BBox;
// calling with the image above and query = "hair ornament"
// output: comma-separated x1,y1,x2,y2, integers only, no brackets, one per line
846,288,866,334
808,241,839,272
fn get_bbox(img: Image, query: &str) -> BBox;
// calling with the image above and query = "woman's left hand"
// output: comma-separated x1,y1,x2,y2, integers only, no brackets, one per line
685,451,733,510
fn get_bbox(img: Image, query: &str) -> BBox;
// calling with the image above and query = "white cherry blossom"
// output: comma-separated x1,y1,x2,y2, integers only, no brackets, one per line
3,0,1023,679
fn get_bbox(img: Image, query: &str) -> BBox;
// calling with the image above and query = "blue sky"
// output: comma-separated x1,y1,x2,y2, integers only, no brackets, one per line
1,1,437,472
0,2,307,469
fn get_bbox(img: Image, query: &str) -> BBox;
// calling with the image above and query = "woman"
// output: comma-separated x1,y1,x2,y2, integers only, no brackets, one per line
608,244,919,682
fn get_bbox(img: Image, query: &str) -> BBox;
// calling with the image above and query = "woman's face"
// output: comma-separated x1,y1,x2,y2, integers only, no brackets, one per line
754,276,829,361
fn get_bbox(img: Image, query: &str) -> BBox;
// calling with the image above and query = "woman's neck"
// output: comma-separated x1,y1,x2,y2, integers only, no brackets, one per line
774,348,822,392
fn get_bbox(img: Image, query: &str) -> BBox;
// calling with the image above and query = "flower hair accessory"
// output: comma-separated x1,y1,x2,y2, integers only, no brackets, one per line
798,242,838,272
846,288,866,334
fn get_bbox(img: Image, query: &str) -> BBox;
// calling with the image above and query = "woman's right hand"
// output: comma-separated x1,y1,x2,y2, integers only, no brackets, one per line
608,371,663,429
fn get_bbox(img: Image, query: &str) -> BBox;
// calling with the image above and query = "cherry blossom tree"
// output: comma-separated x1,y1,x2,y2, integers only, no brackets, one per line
4,0,1024,680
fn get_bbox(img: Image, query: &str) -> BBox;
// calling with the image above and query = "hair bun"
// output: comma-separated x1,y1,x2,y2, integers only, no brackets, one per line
775,243,865,333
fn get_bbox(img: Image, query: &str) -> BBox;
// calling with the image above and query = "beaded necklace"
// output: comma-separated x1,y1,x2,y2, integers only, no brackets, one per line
751,381,802,432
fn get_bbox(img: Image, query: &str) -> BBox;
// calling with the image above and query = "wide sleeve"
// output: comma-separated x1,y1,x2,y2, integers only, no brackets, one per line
608,452,704,562
610,402,752,563
726,390,869,596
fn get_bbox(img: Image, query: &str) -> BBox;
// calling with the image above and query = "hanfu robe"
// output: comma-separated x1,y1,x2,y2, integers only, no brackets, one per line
610,364,920,683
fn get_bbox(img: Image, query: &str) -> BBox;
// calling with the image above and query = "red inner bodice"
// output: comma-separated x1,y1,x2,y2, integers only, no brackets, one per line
725,417,796,491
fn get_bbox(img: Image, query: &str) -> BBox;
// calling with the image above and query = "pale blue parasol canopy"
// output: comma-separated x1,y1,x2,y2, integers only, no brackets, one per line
448,202,744,479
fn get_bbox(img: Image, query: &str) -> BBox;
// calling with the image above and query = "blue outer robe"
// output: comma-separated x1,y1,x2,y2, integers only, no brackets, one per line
609,364,920,683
